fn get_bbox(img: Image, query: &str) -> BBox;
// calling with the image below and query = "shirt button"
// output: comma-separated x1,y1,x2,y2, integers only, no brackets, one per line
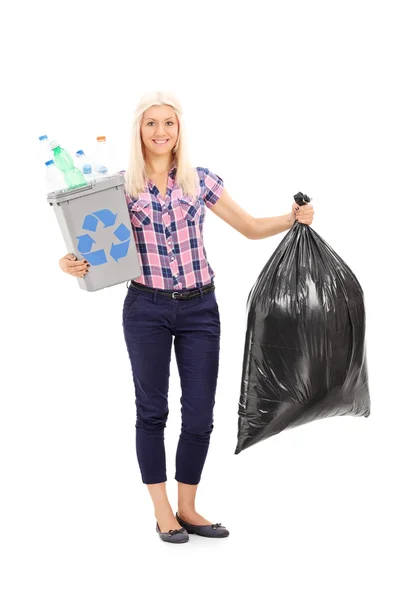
170,255,175,261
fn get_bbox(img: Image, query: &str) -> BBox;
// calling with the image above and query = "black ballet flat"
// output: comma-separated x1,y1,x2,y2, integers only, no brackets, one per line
175,513,229,538
155,522,189,543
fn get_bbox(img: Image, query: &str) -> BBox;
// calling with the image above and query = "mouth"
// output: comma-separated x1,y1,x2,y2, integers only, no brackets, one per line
152,139,169,145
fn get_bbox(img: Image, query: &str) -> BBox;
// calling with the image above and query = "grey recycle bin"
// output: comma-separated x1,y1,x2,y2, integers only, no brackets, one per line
47,174,141,291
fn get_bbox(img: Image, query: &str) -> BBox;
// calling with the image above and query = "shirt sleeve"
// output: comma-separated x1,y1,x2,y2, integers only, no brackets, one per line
199,167,224,208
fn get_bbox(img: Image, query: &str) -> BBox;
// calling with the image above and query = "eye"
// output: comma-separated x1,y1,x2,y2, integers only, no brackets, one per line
146,121,175,126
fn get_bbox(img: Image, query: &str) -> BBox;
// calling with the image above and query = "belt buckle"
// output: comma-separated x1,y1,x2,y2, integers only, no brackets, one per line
172,291,181,299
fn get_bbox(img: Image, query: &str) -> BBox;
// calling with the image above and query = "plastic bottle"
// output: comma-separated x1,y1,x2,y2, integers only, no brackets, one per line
50,140,87,189
93,136,116,179
38,135,53,164
82,164,94,183
75,149,95,183
45,159,68,193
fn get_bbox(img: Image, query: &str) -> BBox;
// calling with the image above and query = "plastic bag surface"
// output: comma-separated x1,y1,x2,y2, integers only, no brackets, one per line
235,193,370,454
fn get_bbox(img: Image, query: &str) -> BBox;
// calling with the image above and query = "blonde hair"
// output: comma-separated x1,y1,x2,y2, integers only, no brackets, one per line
125,89,199,198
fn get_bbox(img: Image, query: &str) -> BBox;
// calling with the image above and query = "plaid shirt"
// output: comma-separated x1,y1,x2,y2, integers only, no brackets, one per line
124,162,224,290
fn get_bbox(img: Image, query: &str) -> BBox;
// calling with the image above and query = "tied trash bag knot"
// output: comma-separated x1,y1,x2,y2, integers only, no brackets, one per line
294,191,312,206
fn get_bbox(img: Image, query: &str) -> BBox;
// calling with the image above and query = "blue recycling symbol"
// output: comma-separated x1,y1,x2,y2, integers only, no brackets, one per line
76,209,131,266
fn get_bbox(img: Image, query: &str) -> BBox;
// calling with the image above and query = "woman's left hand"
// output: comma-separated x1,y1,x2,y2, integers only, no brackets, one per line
291,202,315,225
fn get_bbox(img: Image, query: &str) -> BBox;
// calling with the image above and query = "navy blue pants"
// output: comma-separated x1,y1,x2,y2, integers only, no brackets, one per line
122,281,221,485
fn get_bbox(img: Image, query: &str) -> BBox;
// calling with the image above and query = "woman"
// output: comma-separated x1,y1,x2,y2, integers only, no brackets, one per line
59,90,314,544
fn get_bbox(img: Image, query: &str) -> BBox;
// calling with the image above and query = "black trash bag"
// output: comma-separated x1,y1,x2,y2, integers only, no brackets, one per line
235,192,370,455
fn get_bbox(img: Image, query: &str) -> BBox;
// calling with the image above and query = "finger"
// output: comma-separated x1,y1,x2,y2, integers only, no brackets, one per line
63,261,89,271
62,258,87,267
73,268,90,278
66,255,88,264
68,265,89,275
72,260,90,268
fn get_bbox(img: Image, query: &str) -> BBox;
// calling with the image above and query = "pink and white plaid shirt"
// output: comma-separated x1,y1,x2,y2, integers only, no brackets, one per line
125,162,224,290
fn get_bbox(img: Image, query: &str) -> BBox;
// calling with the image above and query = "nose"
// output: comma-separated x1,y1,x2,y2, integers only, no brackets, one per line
155,128,166,136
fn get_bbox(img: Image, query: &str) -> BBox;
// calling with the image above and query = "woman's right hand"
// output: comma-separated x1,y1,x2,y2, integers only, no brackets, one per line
59,253,90,278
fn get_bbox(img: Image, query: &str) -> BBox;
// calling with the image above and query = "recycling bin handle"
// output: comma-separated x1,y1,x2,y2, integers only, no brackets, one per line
50,182,93,199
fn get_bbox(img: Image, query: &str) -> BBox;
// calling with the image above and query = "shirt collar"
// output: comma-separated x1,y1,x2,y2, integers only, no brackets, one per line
144,160,177,202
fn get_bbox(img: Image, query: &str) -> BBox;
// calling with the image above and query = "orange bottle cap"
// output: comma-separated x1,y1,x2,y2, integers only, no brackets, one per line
97,136,106,141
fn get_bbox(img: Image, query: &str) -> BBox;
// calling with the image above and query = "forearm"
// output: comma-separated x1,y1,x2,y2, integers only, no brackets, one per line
249,213,294,240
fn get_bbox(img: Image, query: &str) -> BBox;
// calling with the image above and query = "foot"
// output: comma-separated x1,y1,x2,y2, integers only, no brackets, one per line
156,511,183,533
176,509,212,526
156,522,189,543
176,512,229,538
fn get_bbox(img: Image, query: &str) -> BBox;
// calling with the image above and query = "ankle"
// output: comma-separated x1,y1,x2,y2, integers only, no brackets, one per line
155,507,174,518
177,506,196,517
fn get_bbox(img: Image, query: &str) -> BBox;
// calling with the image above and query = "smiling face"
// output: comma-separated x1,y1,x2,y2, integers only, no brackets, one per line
140,104,179,160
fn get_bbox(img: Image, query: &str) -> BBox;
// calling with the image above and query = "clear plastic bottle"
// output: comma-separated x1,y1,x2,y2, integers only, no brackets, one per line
38,134,53,164
82,164,94,183
45,159,68,193
50,140,87,189
93,136,116,179
75,149,95,182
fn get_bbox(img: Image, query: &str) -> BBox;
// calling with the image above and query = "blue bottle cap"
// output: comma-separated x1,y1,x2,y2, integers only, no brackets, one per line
39,135,48,141
45,159,54,166
98,165,108,174
83,164,92,174
76,149,84,156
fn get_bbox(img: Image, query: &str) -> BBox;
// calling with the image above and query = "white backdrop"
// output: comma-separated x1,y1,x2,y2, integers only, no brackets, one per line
2,1,399,599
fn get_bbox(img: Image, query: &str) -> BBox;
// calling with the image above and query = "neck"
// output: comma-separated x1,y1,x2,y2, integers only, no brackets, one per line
145,153,175,177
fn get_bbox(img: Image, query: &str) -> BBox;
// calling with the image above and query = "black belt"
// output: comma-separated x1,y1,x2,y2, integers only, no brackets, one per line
128,280,215,300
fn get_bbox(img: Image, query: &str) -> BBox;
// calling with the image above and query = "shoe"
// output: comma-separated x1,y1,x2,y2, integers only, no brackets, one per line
176,513,230,538
155,522,189,543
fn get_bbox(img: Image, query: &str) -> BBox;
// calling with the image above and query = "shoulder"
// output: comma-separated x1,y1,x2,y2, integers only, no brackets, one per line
195,166,224,184
195,166,216,175
195,166,207,181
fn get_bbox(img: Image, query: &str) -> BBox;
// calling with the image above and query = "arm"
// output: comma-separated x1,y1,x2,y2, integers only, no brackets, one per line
208,188,295,240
